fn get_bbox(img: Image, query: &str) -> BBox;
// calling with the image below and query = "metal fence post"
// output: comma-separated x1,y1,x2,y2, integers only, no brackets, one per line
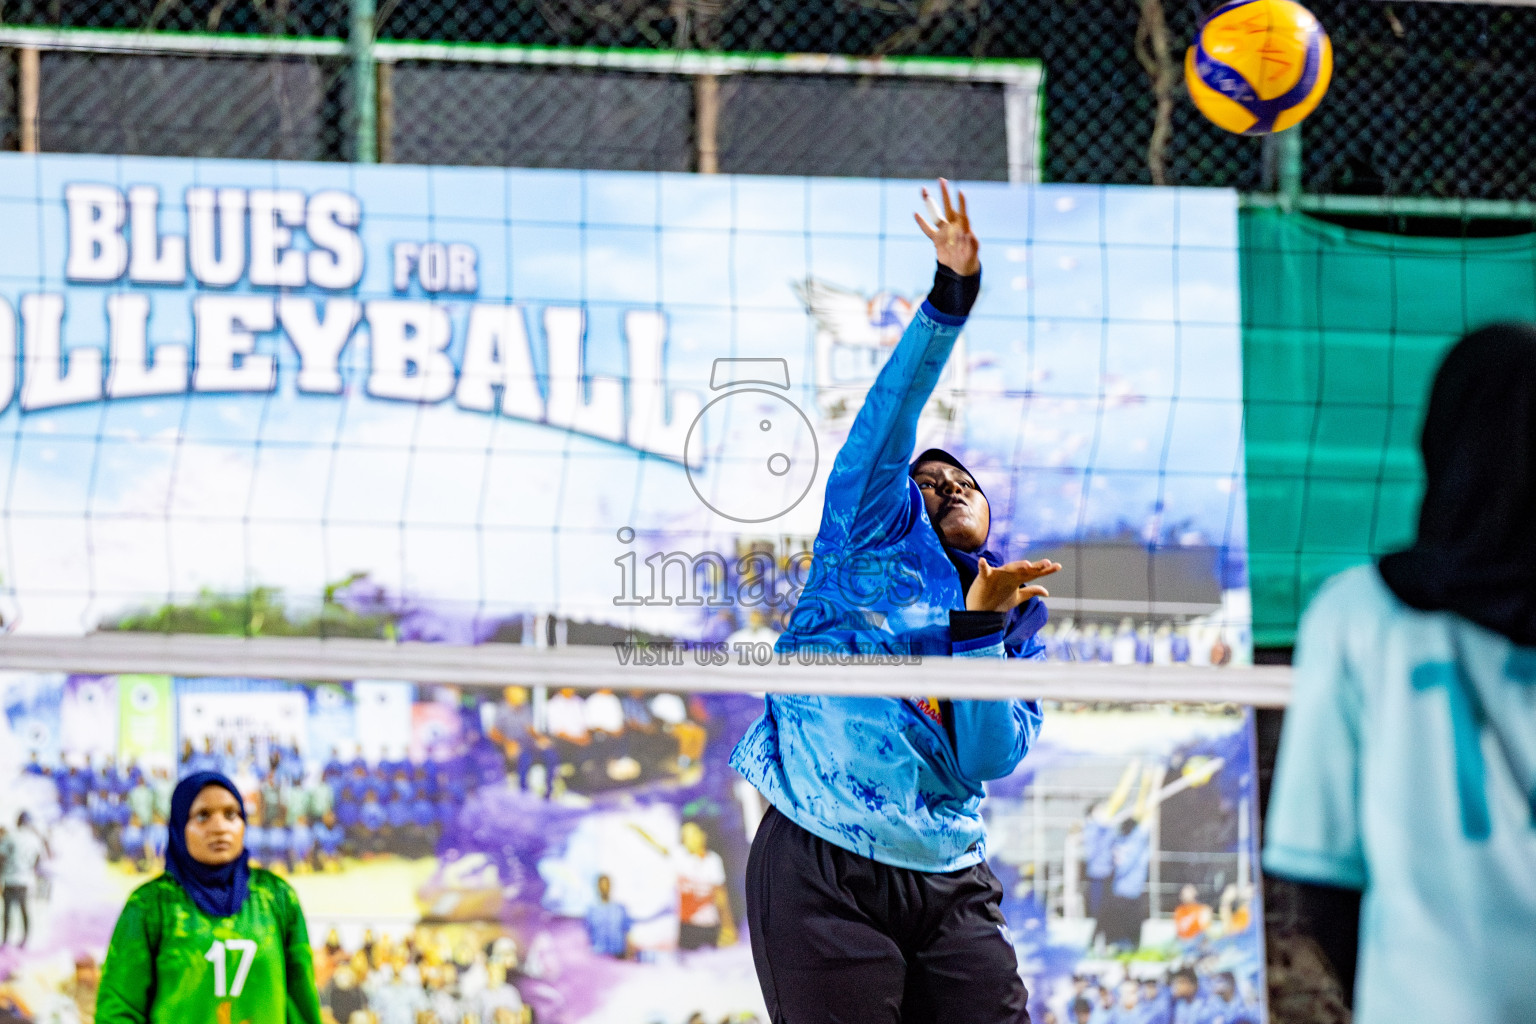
350,0,378,163
377,61,394,164
694,73,720,173
18,47,40,153
1278,126,1303,211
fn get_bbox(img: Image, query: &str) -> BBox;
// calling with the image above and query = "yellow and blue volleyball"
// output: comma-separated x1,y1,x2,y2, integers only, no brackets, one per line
1185,0,1333,136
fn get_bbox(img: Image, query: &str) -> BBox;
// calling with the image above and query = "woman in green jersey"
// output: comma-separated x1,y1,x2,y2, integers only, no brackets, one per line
97,771,322,1024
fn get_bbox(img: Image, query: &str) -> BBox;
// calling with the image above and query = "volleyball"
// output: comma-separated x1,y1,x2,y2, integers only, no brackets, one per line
1185,0,1333,136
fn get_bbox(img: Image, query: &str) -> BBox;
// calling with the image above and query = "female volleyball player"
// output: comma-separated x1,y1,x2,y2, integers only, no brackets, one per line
97,772,322,1024
1265,323,1536,1024
730,180,1057,1024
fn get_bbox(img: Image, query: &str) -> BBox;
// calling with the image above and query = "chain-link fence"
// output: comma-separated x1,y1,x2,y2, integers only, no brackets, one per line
2,0,1535,199
32,52,350,159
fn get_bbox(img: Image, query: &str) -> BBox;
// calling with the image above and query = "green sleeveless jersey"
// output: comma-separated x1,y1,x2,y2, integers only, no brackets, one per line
97,869,322,1024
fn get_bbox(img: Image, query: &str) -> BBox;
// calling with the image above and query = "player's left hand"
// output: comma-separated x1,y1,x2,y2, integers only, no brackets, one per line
965,557,1061,613
915,178,980,276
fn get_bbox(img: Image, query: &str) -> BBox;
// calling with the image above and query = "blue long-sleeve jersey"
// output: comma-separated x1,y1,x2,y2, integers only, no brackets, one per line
729,294,1044,872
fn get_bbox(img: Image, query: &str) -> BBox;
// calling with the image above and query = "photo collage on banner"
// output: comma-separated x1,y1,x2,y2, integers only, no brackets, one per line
1,676,1266,1024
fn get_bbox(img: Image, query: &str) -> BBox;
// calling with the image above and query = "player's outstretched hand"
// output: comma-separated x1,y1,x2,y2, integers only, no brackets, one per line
914,178,980,276
965,557,1062,613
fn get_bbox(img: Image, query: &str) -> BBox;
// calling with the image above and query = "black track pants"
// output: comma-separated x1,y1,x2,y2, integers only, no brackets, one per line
745,805,1030,1024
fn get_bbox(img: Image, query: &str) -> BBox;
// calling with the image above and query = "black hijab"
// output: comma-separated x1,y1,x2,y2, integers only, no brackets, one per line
1378,323,1536,645
166,771,252,918
910,448,1048,655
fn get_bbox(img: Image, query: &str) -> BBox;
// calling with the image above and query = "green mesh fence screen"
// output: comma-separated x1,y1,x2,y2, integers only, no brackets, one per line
1241,207,1536,646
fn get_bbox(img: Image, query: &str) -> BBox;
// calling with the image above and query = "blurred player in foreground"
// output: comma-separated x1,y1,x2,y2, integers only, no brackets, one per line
97,771,322,1024
731,181,1058,1024
1265,323,1536,1024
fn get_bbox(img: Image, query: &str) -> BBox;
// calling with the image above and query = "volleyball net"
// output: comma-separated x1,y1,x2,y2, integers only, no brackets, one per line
0,143,1266,702
1,7,1535,706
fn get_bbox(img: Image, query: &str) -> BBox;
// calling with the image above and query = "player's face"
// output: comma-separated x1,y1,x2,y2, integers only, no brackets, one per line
913,461,989,551
185,784,245,865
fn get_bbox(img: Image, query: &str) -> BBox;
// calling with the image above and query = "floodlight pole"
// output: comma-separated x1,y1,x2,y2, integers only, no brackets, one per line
351,0,378,163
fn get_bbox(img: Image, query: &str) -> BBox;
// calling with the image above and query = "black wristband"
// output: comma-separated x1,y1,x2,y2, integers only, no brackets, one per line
949,609,1006,643
926,263,982,318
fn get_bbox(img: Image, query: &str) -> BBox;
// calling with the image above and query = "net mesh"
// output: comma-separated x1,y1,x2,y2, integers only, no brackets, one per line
1240,207,1536,647
0,0,1532,655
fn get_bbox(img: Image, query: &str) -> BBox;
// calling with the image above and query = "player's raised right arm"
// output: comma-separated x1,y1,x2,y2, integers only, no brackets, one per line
819,181,982,550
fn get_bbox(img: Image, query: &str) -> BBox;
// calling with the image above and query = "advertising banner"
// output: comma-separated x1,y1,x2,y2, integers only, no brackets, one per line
0,154,1249,665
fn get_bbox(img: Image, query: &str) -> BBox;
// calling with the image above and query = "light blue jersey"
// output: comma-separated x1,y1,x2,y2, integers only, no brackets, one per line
730,298,1045,872
1169,996,1203,1024
1195,994,1252,1024
1264,566,1536,1024
1111,824,1151,899
1083,817,1116,879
